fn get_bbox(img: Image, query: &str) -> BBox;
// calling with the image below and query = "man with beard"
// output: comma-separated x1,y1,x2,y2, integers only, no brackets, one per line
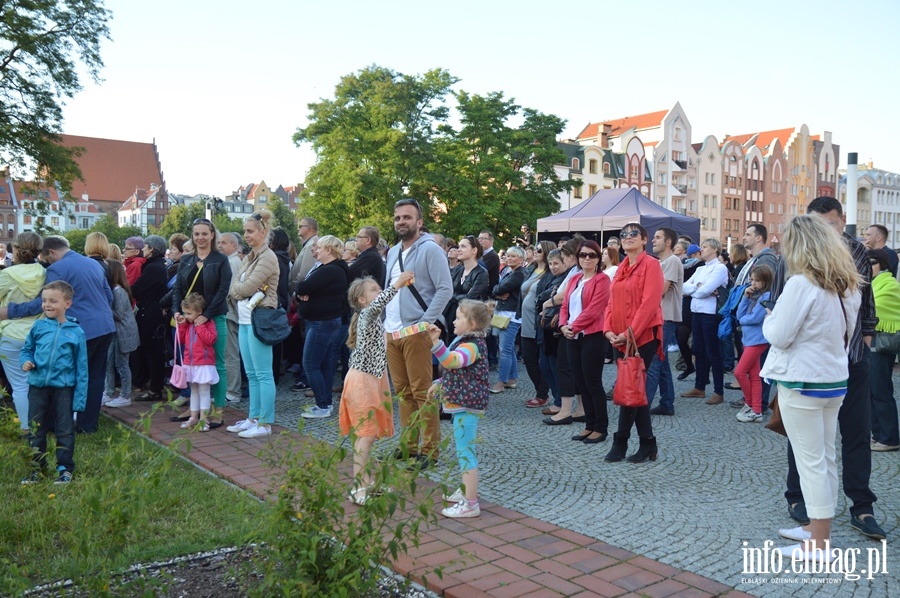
384,199,452,469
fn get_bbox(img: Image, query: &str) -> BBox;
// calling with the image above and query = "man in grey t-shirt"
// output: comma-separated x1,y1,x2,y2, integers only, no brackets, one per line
647,228,683,415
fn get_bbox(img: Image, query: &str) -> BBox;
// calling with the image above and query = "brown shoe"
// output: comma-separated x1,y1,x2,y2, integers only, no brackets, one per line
706,393,724,405
680,388,706,398
541,407,560,416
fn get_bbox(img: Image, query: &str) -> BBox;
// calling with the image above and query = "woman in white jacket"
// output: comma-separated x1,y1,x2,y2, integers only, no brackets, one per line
761,215,860,561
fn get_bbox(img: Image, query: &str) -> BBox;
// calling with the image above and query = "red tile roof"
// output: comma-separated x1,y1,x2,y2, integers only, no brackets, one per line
577,109,669,140
59,135,164,203
725,128,795,153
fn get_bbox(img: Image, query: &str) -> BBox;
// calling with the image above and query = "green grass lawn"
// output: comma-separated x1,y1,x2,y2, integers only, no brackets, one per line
0,408,267,595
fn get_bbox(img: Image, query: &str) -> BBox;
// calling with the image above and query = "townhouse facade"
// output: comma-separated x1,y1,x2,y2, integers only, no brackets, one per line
118,184,178,234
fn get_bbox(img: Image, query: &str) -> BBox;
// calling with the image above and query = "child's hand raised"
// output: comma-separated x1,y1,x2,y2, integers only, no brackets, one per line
426,324,442,345
394,271,415,289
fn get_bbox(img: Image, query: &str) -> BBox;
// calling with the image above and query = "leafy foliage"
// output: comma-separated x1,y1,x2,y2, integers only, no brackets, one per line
63,214,142,253
0,0,112,193
294,65,574,244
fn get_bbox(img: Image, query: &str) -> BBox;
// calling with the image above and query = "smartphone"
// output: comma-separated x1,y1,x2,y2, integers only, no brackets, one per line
761,300,776,310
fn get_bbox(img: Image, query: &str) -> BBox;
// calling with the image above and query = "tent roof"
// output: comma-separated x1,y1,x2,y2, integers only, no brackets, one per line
537,188,700,241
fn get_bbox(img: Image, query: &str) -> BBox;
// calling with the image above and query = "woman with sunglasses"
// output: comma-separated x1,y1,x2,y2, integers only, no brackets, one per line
559,240,611,444
520,240,555,408
603,224,664,462
170,218,232,424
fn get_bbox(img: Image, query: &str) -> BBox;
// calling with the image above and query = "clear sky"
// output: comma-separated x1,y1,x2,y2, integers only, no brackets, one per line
61,0,900,197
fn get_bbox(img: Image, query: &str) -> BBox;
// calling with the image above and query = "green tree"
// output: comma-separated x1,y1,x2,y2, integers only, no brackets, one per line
263,197,300,246
153,203,207,239
434,91,573,244
294,65,458,239
0,0,112,193
62,213,143,253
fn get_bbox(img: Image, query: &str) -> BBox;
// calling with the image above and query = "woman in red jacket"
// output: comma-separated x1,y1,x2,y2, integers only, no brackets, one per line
559,240,611,444
604,223,664,463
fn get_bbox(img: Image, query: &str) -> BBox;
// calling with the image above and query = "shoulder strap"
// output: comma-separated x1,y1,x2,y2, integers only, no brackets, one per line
185,261,203,296
839,296,849,350
398,247,429,313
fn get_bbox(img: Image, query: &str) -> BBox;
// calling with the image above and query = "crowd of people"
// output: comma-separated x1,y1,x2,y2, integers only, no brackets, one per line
3,197,897,548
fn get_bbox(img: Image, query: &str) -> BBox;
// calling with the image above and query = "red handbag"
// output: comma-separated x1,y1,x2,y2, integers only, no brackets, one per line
612,328,648,408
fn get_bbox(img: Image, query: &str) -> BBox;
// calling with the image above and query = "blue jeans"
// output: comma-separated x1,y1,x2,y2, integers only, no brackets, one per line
239,324,275,424
28,385,76,473
496,320,521,383
105,337,132,400
303,318,341,409
646,321,677,411
870,350,899,446
720,334,735,371
0,337,30,430
691,313,724,395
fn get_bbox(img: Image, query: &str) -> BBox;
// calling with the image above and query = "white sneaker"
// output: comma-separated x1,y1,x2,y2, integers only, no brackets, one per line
778,526,811,542
226,418,257,433
301,406,333,419
441,499,480,518
238,423,272,439
106,396,132,408
443,488,465,503
225,393,241,403
101,393,112,406
736,409,763,423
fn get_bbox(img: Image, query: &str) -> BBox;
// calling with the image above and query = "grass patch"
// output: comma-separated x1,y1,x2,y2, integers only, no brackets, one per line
0,407,265,595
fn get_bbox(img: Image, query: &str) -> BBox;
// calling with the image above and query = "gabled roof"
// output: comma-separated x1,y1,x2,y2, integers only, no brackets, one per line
120,186,161,212
59,135,164,202
577,109,669,140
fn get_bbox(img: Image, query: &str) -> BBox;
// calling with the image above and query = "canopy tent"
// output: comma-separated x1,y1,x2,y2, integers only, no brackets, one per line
537,188,701,245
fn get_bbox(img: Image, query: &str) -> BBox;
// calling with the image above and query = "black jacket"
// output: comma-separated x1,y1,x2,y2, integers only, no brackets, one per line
481,249,500,290
132,254,168,327
295,260,351,321
171,251,232,319
349,246,386,286
492,267,526,315
274,249,291,310
451,263,490,302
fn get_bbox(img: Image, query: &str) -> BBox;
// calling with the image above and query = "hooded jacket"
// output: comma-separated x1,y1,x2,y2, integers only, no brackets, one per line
0,263,46,341
21,316,88,411
384,233,453,327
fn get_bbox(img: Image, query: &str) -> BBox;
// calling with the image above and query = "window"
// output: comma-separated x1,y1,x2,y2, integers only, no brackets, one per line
572,158,580,170
711,173,715,185
769,203,774,214
659,173,667,185
588,185,597,196
711,219,717,230
573,186,582,199
725,220,731,231
703,194,709,207
603,162,610,175
689,200,696,212
712,196,717,208
778,204,784,214
630,165,638,179
81,218,89,229
674,127,682,141
702,217,708,228
259,195,267,203
51,217,58,227
589,159,597,174
0,186,5,193
23,215,31,225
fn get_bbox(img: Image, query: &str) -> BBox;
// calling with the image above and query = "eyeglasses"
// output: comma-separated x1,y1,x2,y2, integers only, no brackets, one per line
124,246,136,252
578,252,599,259
621,230,641,238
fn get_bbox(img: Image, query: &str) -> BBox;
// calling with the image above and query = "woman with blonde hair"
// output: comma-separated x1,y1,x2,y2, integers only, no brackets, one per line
226,210,280,438
296,234,351,419
765,215,860,561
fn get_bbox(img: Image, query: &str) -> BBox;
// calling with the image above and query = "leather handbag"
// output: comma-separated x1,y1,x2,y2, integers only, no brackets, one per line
874,330,900,354
169,332,188,389
612,328,648,408
491,314,511,330
764,391,786,436
252,306,292,346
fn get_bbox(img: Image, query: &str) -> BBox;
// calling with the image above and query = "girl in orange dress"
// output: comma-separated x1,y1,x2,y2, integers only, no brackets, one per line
341,271,414,505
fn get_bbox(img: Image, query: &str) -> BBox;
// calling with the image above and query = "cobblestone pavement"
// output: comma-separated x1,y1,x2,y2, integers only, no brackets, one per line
265,358,900,598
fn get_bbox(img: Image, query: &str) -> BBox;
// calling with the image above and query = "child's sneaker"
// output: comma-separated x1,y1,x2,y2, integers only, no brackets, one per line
442,499,480,518
101,393,112,406
737,409,764,423
301,406,333,419
21,471,41,486
443,488,465,502
226,418,257,433
53,468,73,484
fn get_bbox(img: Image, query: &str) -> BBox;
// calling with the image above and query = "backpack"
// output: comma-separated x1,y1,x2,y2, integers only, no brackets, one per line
718,283,748,339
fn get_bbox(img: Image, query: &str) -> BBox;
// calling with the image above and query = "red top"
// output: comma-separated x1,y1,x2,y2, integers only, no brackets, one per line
603,253,664,356
560,271,610,337
177,319,218,366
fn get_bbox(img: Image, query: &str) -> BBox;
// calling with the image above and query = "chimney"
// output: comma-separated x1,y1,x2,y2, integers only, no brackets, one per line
867,161,873,170
601,124,612,149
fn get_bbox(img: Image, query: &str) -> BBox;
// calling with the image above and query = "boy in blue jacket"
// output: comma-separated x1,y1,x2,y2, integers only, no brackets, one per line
20,281,88,485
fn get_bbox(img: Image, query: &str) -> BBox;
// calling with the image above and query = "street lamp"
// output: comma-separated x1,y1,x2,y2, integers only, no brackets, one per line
205,195,223,220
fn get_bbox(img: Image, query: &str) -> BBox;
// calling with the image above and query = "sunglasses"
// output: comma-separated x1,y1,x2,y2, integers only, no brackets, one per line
578,252,599,259
869,259,880,265
193,218,213,227
621,230,641,238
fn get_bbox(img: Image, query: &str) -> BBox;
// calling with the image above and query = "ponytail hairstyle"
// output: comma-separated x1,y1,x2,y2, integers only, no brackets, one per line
346,277,380,350
456,299,494,337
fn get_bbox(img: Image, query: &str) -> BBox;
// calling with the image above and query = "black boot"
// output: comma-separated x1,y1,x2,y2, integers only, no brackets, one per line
604,433,629,462
627,436,658,463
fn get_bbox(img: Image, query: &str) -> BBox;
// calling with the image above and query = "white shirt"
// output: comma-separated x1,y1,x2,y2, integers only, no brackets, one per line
683,259,729,315
567,279,586,323
384,246,411,333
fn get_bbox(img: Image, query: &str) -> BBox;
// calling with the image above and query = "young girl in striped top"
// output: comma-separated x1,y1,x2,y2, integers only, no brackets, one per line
427,300,492,518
